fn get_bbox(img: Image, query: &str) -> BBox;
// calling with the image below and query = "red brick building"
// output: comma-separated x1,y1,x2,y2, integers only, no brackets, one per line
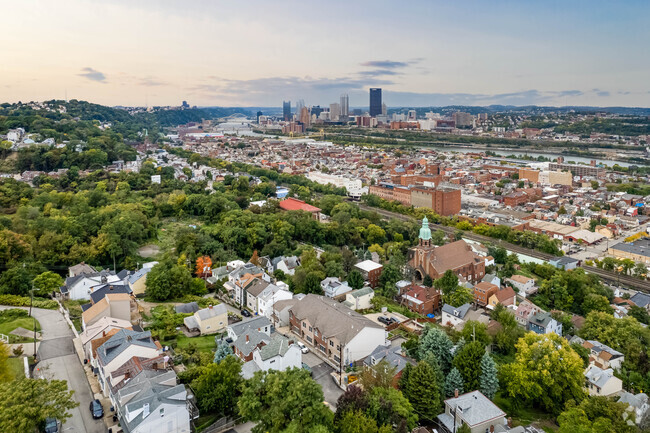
473,281,499,307
399,283,441,316
410,186,461,216
354,260,383,288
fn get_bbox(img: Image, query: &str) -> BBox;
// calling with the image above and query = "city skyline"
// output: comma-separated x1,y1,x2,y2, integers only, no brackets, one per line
2,0,649,107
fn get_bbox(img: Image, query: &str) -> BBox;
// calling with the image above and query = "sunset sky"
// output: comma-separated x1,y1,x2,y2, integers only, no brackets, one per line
1,0,649,107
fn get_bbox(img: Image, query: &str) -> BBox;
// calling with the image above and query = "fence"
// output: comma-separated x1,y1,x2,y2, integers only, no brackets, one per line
200,416,242,433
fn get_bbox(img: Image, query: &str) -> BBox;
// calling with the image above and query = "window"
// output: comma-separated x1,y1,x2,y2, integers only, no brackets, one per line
309,326,312,332
160,408,165,417
270,359,276,364
329,341,334,347
303,322,306,328
306,336,312,343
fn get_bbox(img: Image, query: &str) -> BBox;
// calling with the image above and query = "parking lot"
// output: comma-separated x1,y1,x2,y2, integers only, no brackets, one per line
364,311,409,327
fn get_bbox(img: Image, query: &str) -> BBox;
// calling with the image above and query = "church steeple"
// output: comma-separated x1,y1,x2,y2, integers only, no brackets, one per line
419,217,432,247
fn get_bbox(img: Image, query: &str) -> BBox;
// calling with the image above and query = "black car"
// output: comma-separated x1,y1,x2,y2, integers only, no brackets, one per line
241,309,251,317
377,316,392,325
44,417,60,433
89,399,104,419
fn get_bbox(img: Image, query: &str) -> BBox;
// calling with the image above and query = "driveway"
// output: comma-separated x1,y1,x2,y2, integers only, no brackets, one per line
0,306,104,433
303,352,343,410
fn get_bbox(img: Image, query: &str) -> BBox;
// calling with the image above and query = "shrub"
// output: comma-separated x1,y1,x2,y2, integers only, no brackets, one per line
0,294,58,309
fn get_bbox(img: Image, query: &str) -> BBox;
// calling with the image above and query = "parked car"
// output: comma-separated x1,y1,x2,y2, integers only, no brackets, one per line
44,418,60,433
301,362,313,376
297,341,309,353
241,309,251,318
89,399,104,419
377,316,392,325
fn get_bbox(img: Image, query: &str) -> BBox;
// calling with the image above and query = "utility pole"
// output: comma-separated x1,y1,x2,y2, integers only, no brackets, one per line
30,287,37,362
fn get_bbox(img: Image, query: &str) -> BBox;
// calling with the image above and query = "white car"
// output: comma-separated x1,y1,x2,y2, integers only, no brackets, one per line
297,342,309,354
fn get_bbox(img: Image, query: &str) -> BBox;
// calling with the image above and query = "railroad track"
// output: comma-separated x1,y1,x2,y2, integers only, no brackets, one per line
359,204,650,293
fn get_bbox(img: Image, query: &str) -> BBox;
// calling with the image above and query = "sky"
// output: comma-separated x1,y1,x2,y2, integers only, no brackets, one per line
1,0,649,108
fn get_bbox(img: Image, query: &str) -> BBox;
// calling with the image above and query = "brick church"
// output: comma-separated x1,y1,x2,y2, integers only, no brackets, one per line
409,217,486,283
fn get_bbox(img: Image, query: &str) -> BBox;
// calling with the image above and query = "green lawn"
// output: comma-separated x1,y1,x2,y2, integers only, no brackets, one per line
175,334,216,353
7,356,33,380
63,300,86,333
0,316,41,344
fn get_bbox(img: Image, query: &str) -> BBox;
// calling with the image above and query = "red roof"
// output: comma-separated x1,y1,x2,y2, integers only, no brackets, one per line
279,198,321,213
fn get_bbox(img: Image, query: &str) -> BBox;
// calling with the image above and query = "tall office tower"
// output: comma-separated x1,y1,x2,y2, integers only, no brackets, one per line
369,88,382,117
382,103,387,116
282,101,291,121
300,106,310,126
256,111,263,123
329,103,341,121
340,94,349,117
295,99,305,118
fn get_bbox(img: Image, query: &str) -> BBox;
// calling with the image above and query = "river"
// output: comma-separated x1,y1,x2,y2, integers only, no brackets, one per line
423,145,642,167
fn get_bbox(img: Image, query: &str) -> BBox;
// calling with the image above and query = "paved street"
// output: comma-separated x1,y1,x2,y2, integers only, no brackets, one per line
0,306,104,433
302,351,344,409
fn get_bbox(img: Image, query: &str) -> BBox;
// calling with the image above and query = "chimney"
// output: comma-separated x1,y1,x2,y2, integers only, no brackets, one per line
245,334,249,342
454,388,459,398
102,331,106,337
209,304,213,309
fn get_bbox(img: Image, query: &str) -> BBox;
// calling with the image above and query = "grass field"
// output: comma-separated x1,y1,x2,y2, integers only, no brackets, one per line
63,300,86,333
175,334,216,353
493,393,557,429
7,356,33,380
0,314,41,344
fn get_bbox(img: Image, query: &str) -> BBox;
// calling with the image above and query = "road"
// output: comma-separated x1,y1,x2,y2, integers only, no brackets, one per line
0,306,104,433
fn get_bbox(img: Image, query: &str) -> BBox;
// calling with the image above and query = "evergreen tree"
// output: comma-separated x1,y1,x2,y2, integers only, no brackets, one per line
347,270,364,291
213,339,233,364
479,352,499,399
445,367,464,398
453,341,485,391
418,326,454,373
402,360,443,422
423,275,433,288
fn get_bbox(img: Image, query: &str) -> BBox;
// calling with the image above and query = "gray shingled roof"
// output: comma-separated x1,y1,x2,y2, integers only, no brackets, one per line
609,239,650,259
89,284,131,304
246,279,270,298
442,303,471,319
289,294,382,345
257,334,291,360
631,292,650,308
196,304,227,320
364,345,413,373
234,330,270,356
442,390,505,427
116,370,187,433
585,365,616,389
96,330,158,366
228,316,271,339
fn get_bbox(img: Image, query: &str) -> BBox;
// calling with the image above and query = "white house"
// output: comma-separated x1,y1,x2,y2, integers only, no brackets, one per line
61,270,122,300
272,256,300,276
321,277,353,298
441,303,472,329
506,275,536,298
113,370,191,433
227,316,272,342
619,391,649,426
343,287,375,310
257,284,293,319
241,334,302,379
585,365,623,396
96,330,161,396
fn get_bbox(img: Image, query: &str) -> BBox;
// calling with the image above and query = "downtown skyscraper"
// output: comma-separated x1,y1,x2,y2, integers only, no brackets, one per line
282,101,291,121
340,93,349,118
369,88,382,117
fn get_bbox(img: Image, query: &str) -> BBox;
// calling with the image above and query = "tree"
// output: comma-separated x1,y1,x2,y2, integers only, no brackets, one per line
479,353,498,399
191,356,242,415
418,326,454,373
0,265,33,296
213,340,233,364
434,270,459,297
459,321,491,347
360,360,396,390
500,332,586,413
453,341,485,392
557,397,636,433
347,270,364,291
32,271,64,297
423,275,433,288
457,423,471,433
445,367,464,398
366,387,417,433
0,378,78,431
337,410,382,433
238,368,333,433
0,342,10,383
335,385,368,424
629,305,650,325
402,360,443,422
304,272,324,295
377,263,402,298
366,224,386,245
145,260,192,301
446,286,474,308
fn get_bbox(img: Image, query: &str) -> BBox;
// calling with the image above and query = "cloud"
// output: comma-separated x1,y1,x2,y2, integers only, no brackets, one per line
596,91,610,97
360,60,409,69
358,69,402,77
78,67,107,83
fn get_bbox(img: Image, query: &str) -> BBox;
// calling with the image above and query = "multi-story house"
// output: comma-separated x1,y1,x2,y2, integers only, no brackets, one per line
436,390,507,433
527,311,562,336
289,294,386,367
